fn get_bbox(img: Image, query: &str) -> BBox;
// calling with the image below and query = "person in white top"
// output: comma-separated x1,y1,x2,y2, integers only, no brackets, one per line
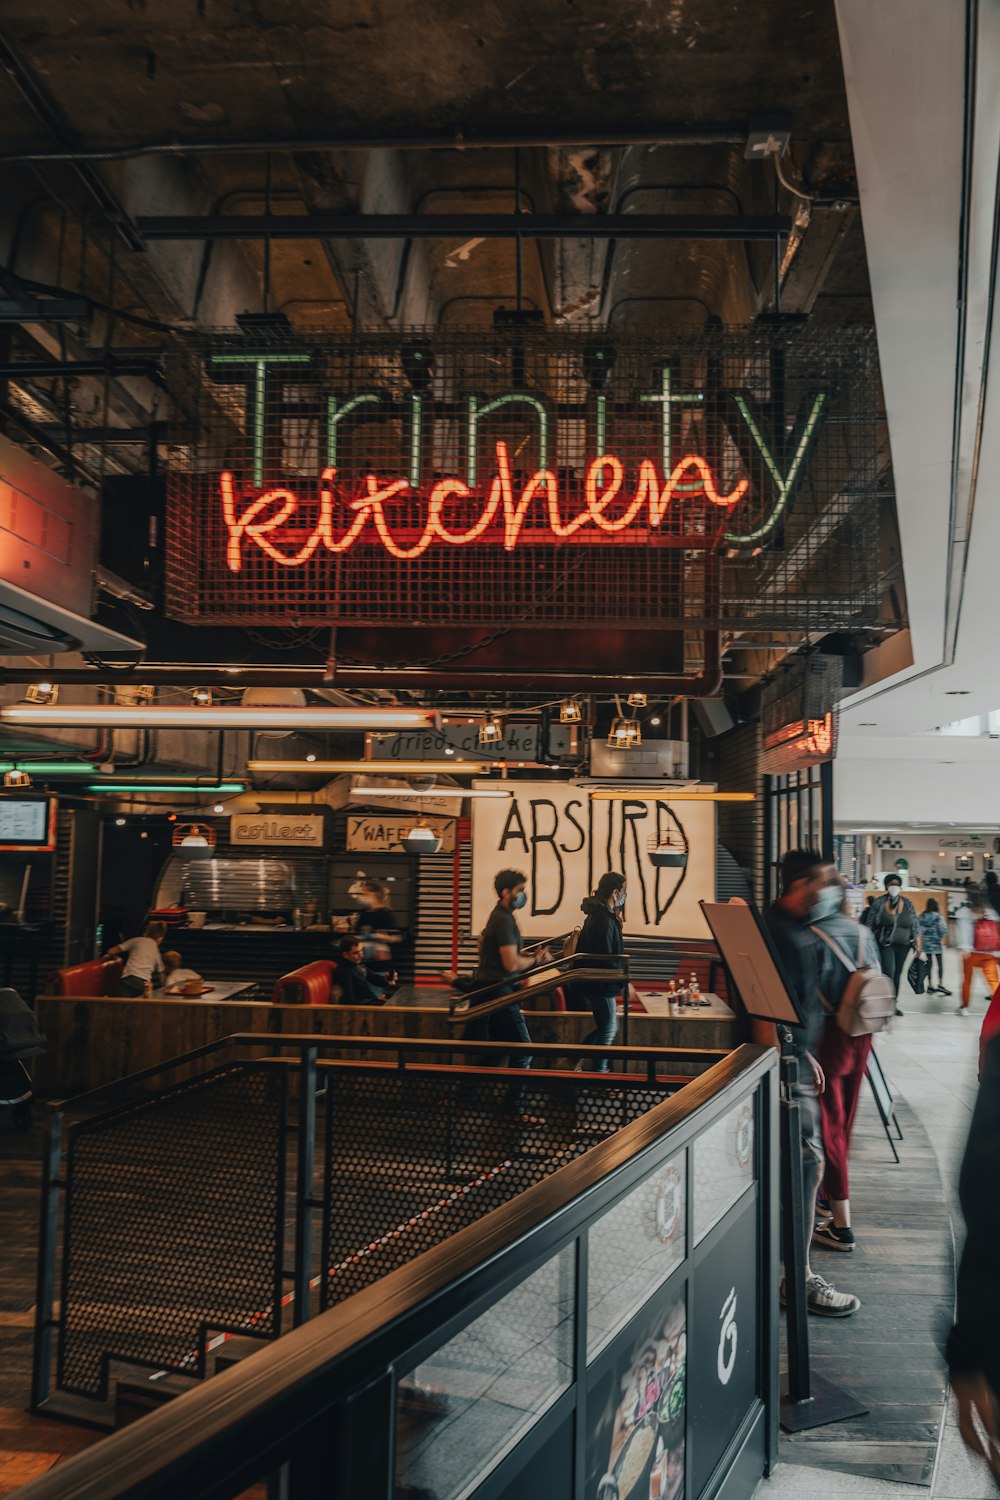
106,920,167,996
161,950,203,994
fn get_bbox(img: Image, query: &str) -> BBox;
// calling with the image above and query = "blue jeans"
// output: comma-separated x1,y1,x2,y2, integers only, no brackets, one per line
582,991,619,1070
794,1080,824,1254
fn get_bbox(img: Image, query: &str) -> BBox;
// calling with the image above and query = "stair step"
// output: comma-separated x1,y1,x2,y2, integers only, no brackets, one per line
114,1372,198,1427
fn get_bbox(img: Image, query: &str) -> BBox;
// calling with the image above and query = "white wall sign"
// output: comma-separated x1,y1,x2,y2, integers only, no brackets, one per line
369,722,570,763
230,813,325,848
346,813,456,854
471,781,716,938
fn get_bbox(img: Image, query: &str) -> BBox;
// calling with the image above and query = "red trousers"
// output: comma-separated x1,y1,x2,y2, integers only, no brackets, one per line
817,1022,873,1202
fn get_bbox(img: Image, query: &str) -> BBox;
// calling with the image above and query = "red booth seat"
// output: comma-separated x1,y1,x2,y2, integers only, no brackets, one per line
271,960,342,1006
51,957,124,997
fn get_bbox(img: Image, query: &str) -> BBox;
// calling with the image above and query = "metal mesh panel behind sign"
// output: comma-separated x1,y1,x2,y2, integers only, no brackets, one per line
760,655,843,772
320,1066,668,1312
165,326,880,632
57,1066,285,1400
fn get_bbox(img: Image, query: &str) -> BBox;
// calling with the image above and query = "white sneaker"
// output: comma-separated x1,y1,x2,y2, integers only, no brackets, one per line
956,1006,968,1017
805,1273,860,1317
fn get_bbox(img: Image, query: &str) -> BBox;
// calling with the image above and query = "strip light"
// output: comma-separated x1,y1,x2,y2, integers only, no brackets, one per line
1,704,437,731
86,781,246,795
246,759,546,775
0,762,97,775
351,786,512,800
589,789,755,802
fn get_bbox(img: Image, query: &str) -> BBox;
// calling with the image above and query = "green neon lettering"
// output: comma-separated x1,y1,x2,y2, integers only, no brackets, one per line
210,353,312,488
466,392,549,487
724,392,829,544
639,367,704,494
595,394,607,460
326,392,381,469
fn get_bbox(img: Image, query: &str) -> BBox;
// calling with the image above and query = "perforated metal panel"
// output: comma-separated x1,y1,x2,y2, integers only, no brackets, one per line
166,326,880,633
57,1065,286,1399
320,1066,669,1312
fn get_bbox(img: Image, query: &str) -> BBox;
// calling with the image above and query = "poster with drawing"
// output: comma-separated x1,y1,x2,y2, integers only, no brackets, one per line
471,783,715,939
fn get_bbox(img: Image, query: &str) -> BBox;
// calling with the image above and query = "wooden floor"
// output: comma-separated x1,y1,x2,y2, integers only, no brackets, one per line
779,1090,952,1487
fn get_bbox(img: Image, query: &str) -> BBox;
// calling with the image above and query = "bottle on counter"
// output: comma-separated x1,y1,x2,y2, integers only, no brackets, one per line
143,977,153,999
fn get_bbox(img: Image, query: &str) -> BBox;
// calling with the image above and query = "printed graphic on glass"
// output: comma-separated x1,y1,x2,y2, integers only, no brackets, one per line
588,1154,686,1360
586,1290,686,1500
692,1098,755,1243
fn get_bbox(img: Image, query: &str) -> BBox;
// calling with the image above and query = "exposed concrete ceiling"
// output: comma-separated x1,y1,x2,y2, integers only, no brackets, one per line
0,0,901,738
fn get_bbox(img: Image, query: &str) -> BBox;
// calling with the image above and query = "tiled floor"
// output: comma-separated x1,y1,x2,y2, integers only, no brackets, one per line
758,946,998,1499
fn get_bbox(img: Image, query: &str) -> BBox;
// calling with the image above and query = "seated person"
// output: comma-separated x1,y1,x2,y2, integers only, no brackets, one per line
355,878,404,998
161,950,203,994
335,936,390,1005
106,920,167,996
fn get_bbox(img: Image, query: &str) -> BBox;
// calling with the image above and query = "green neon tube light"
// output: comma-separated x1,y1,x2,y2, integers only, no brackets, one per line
85,782,246,795
0,762,98,774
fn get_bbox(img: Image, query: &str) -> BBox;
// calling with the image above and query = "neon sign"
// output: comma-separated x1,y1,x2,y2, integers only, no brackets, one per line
220,441,755,568
207,353,830,553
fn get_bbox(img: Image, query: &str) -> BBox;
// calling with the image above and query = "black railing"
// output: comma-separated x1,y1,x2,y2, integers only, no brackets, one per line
22,1041,779,1500
33,1031,727,1419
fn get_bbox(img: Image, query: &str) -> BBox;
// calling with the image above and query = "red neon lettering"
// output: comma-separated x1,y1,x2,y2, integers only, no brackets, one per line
220,443,750,571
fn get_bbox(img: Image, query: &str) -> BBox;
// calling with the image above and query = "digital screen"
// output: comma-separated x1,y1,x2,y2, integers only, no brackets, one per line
0,797,54,848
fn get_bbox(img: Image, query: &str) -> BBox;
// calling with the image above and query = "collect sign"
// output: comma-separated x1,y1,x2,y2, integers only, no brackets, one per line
230,813,325,848
346,813,456,853
471,781,715,939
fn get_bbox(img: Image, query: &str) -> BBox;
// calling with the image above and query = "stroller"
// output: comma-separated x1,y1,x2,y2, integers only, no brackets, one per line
0,988,45,1131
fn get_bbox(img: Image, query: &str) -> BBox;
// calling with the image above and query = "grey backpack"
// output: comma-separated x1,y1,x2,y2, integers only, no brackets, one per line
811,925,896,1036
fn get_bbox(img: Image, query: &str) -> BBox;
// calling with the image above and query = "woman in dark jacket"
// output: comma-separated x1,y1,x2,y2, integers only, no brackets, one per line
573,871,628,1069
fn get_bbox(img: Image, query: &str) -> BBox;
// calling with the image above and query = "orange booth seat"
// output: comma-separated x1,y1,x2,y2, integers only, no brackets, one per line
51,956,124,997
271,960,343,1006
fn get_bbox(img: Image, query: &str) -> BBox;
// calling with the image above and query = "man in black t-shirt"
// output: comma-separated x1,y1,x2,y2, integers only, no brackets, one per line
334,936,385,1006
473,869,551,1125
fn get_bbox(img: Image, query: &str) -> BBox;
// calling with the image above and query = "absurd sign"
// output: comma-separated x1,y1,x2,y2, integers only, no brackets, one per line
471,781,715,939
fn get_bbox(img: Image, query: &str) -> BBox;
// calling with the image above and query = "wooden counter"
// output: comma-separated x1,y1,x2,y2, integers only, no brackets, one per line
34,993,738,1097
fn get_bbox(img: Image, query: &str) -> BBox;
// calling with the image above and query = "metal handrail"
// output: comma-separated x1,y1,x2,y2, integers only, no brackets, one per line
20,1043,776,1500
446,960,629,1022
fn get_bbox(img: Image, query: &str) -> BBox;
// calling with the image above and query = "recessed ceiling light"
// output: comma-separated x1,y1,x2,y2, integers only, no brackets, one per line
945,690,971,696
858,721,877,726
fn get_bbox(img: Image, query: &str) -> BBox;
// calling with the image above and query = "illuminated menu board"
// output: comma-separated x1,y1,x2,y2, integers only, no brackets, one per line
0,798,54,848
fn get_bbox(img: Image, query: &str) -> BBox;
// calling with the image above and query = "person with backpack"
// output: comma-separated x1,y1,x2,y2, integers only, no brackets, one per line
955,890,1000,1017
571,871,628,1070
810,882,893,1252
916,897,951,996
868,874,920,1016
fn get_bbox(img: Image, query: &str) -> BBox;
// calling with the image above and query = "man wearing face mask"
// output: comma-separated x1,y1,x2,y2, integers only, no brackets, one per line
476,869,551,1124
868,874,920,1016
809,872,882,1252
572,871,629,1070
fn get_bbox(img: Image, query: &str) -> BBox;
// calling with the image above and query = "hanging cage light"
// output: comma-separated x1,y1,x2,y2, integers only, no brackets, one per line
478,713,503,746
559,698,583,724
607,716,641,749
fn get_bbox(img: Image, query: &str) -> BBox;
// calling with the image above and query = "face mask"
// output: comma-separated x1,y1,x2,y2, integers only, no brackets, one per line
887,885,900,901
810,885,842,922
510,891,527,911
615,889,627,910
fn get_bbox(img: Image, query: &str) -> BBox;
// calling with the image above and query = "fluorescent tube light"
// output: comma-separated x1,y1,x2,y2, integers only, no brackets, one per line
1,705,437,731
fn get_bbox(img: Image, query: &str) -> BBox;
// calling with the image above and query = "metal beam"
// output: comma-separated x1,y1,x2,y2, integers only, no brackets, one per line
0,298,90,323
0,356,162,378
134,212,793,243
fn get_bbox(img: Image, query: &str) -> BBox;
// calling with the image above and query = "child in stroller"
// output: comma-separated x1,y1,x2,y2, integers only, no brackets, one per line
0,988,45,1131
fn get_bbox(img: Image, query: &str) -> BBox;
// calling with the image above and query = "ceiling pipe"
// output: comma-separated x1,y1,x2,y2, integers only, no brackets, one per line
0,128,745,170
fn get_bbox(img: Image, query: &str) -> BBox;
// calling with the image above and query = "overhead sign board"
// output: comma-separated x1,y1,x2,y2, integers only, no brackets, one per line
471,780,715,939
230,812,325,849
368,723,569,763
346,813,456,854
165,328,878,632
